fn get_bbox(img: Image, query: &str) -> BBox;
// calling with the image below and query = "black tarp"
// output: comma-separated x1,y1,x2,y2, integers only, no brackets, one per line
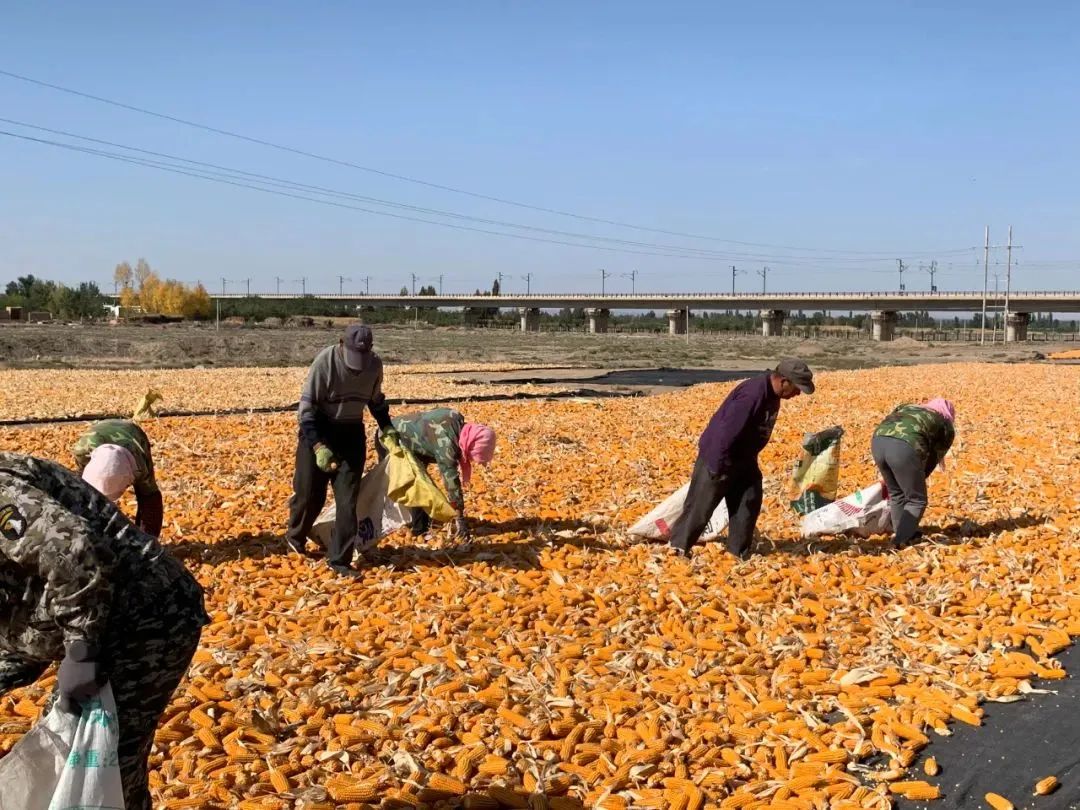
897,643,1080,809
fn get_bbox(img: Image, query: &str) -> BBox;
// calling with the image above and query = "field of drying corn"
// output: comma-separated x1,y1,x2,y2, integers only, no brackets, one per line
0,362,1077,810
0,364,570,421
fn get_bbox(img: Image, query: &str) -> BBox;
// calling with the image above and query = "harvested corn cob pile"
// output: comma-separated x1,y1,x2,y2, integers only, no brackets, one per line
0,363,1077,809
0,364,570,421
1048,348,1080,361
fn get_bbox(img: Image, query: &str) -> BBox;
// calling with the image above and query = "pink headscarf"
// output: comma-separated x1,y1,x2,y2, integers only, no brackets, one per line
83,444,137,501
458,423,496,485
922,397,956,423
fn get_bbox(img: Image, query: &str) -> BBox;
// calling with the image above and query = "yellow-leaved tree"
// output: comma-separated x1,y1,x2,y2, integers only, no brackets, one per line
112,259,211,318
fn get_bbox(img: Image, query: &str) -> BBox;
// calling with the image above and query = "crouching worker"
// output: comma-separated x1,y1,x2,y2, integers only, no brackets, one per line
669,358,814,559
871,397,956,549
0,451,208,810
73,418,163,536
377,407,496,540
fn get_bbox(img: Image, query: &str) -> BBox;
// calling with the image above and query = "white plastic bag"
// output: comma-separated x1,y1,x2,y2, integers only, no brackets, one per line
629,481,730,541
800,482,892,538
0,683,125,810
310,457,408,550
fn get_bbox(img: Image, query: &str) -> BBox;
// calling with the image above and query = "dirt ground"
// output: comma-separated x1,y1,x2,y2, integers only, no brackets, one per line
0,322,1062,370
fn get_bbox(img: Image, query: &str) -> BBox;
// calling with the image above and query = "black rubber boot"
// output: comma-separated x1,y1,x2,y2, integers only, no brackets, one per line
410,510,431,537
893,511,922,549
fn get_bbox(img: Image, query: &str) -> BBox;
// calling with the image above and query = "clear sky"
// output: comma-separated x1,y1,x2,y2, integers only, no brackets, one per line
1,1,1078,295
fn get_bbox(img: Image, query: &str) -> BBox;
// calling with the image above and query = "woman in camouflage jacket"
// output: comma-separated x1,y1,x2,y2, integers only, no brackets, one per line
871,398,956,549
377,408,496,540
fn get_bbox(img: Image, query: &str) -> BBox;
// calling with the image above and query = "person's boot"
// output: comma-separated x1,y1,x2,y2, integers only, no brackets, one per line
329,562,362,578
410,511,431,537
893,511,921,549
668,542,691,558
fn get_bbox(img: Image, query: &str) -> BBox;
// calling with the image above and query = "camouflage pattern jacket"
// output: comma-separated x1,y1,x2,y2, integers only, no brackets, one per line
72,419,160,499
391,408,466,511
874,404,955,470
0,452,206,673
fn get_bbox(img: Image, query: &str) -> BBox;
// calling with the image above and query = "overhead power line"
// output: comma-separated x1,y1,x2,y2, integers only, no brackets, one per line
0,117,906,264
0,129,781,263
1,123,975,269
0,68,973,258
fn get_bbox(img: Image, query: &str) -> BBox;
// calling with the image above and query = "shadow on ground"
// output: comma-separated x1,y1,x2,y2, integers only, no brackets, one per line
167,518,621,571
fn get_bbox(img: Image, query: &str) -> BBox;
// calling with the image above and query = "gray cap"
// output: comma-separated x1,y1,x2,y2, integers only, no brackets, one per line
343,323,374,371
775,357,815,394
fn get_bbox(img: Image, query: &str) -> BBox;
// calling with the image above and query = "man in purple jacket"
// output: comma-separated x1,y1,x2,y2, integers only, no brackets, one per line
669,358,815,559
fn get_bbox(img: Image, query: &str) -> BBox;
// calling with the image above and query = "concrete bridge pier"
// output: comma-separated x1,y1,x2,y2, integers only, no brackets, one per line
518,307,540,332
667,309,688,335
585,308,610,334
761,309,786,337
1006,311,1030,342
871,310,897,341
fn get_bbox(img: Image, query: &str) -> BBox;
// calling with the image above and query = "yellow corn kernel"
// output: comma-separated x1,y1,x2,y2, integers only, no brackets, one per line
433,678,465,698
268,766,290,794
719,793,758,810
924,756,940,777
195,727,221,749
1034,776,1059,796
193,755,228,777
478,755,510,776
889,781,942,800
950,706,982,727
785,774,823,792
985,793,1014,810
163,798,212,810
805,749,848,764
188,707,215,729
497,705,532,730
325,776,379,802
487,785,530,808
355,717,388,737
425,772,467,796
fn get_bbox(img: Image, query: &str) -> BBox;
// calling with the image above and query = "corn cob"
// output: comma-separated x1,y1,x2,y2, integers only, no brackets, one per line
1034,776,1059,796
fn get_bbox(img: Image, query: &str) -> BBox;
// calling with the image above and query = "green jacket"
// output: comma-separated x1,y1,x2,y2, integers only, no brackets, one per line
874,404,955,470
72,419,159,499
391,408,466,511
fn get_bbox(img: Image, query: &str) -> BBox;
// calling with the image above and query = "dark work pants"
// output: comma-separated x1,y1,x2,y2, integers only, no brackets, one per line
286,436,365,567
669,456,763,558
42,557,207,810
871,434,928,546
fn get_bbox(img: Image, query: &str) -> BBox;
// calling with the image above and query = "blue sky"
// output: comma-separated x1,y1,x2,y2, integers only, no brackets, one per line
1,1,1078,294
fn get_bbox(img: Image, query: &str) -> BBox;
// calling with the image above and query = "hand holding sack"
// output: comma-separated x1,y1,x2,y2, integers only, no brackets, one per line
57,641,105,715
0,682,125,810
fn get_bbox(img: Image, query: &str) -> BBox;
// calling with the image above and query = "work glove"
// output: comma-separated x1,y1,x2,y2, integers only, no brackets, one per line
57,641,105,714
449,515,471,541
314,444,338,473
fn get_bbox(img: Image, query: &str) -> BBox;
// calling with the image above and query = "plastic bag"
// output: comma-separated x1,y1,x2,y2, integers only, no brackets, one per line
0,683,125,810
788,425,844,515
381,437,457,523
310,457,409,550
800,481,892,538
628,481,730,541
